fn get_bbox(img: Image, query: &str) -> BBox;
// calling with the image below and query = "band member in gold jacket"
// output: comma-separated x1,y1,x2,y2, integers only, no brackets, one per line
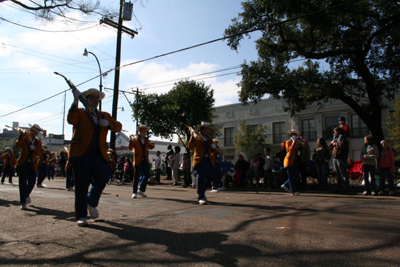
16,124,44,210
188,122,216,205
0,147,16,184
68,88,122,226
128,125,155,198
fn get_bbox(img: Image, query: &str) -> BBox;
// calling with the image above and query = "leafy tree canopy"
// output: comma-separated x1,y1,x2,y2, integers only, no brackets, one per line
225,0,400,142
386,98,400,151
234,120,267,161
132,79,218,150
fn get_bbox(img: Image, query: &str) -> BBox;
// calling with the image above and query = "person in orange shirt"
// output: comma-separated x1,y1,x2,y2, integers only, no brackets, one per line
68,88,122,226
15,124,44,210
281,129,301,196
0,147,16,184
128,125,155,198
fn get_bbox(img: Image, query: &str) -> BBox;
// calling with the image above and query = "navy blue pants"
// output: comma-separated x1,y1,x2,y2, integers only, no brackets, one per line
37,163,47,185
47,166,54,180
66,167,74,189
1,165,14,183
133,160,149,193
18,163,36,204
195,159,215,200
72,151,108,220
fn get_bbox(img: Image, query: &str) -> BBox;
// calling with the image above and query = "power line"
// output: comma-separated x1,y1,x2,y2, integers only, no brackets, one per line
0,0,362,118
0,16,99,32
0,43,114,72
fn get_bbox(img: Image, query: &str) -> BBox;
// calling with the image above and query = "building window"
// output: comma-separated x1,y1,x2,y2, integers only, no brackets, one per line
273,122,286,143
224,127,234,146
323,116,338,141
350,114,369,138
301,119,316,141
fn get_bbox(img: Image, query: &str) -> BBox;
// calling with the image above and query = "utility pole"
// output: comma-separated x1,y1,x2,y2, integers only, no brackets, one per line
135,88,139,133
109,0,124,150
104,0,137,150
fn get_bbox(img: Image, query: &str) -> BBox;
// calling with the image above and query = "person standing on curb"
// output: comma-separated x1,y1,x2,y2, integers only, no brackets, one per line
360,135,379,195
68,88,122,226
329,127,350,194
16,124,44,210
129,125,155,199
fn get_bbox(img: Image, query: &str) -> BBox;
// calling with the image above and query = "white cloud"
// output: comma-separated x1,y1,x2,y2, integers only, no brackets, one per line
16,58,49,73
16,12,116,55
119,60,241,105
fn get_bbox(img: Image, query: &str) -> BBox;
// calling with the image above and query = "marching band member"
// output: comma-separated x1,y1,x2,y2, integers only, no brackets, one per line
0,147,16,184
46,152,56,181
37,146,50,188
16,124,44,210
129,125,155,198
188,122,216,204
68,88,122,226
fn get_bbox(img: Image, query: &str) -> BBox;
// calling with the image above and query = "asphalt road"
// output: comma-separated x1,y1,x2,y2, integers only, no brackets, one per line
0,178,399,267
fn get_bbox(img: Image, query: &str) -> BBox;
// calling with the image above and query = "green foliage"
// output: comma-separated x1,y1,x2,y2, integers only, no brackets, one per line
225,0,400,142
234,120,267,161
386,98,400,151
133,79,216,149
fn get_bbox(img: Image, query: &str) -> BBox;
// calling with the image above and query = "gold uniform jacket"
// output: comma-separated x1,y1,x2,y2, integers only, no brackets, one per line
0,153,16,168
284,140,297,167
67,104,122,162
128,135,155,166
188,134,215,169
15,136,43,173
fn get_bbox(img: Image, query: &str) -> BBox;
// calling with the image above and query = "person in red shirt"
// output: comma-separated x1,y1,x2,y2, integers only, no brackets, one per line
338,116,350,140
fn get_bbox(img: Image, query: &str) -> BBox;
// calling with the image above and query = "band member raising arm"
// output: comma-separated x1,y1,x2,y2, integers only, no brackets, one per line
129,125,155,198
188,122,216,205
16,124,44,210
68,88,122,226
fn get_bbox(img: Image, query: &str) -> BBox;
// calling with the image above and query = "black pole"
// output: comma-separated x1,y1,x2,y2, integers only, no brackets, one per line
110,0,124,150
88,51,103,111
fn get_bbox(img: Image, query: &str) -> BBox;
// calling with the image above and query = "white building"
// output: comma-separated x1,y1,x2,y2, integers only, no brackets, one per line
213,97,396,164
115,132,186,168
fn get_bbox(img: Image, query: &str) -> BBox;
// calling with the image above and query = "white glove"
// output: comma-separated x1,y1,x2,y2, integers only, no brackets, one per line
73,90,81,105
98,119,109,127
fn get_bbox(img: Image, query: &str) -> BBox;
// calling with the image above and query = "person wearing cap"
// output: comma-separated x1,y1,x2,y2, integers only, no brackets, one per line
15,124,44,210
128,125,155,198
188,122,216,204
68,88,122,226
0,147,16,184
335,116,350,143
281,129,301,196
329,127,350,194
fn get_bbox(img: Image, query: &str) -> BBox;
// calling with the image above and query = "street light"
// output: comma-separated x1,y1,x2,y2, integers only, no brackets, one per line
83,48,103,110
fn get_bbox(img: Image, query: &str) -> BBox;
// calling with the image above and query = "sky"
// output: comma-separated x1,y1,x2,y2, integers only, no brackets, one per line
0,0,262,141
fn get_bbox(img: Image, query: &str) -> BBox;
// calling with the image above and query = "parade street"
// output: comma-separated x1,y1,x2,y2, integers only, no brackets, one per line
0,178,399,267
